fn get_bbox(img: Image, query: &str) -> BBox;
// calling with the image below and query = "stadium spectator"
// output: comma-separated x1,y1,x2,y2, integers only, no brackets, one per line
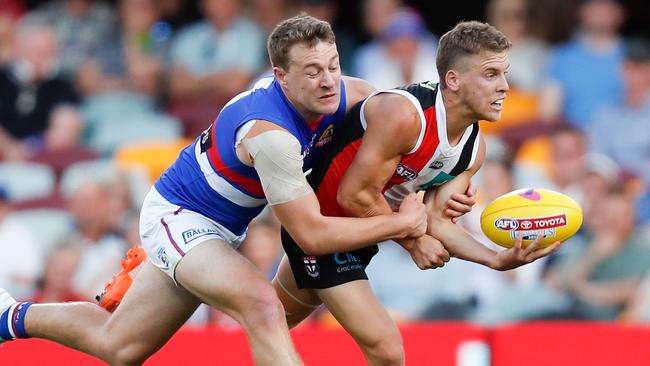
361,0,400,39
32,244,83,303
65,180,129,300
538,0,626,128
294,0,358,73
352,8,438,89
167,0,265,137
486,0,548,93
30,0,115,81
0,19,80,160
28,106,98,178
77,0,169,100
586,36,650,184
251,0,290,35
544,191,650,320
0,0,25,65
480,0,549,137
0,185,42,301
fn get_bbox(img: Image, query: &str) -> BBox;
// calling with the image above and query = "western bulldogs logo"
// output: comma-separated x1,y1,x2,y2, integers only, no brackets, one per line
396,163,418,180
157,247,169,270
303,256,320,277
316,125,334,147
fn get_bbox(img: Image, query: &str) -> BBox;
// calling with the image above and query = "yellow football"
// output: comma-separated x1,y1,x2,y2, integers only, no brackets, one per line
480,188,583,248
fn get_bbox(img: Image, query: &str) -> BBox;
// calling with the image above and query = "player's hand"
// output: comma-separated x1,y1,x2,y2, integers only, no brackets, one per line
491,234,562,271
397,193,427,238
445,179,478,223
408,235,450,270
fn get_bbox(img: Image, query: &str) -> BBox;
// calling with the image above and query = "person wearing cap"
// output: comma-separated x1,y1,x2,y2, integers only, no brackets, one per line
352,8,438,89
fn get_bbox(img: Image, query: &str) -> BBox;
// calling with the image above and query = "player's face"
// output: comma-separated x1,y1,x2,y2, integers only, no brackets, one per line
276,41,341,121
457,51,510,122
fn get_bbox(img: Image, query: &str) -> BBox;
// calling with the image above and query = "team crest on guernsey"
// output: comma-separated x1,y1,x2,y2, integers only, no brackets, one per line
316,125,334,147
430,161,444,169
303,256,320,277
396,163,418,180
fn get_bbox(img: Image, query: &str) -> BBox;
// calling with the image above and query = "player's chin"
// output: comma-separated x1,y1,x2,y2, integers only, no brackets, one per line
315,98,339,115
482,110,502,122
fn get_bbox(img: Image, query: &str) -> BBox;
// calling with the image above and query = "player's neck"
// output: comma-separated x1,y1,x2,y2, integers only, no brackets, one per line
441,88,474,145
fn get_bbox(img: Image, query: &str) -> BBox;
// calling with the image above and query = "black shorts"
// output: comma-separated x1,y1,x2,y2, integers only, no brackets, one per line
281,227,379,289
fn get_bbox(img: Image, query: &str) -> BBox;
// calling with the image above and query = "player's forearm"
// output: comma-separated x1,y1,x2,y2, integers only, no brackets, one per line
337,189,416,251
297,214,412,255
427,215,497,268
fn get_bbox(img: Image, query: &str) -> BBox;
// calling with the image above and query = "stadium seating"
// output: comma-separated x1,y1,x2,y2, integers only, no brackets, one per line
0,162,56,202
114,138,192,182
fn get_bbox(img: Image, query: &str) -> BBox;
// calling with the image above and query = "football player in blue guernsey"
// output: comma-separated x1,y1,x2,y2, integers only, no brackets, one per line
0,16,476,366
274,21,563,366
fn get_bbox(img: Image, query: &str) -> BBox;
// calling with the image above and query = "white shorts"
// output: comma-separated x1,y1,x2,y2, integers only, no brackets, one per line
139,187,246,282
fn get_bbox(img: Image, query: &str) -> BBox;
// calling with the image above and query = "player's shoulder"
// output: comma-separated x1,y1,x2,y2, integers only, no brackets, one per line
342,76,375,107
367,91,419,123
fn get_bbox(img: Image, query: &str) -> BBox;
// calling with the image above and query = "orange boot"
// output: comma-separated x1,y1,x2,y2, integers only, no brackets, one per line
96,245,147,313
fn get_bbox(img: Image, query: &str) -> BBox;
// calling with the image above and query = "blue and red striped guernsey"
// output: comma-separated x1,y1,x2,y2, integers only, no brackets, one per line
154,76,347,237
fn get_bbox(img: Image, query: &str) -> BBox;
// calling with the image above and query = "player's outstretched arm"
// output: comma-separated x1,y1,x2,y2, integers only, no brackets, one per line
242,121,426,256
425,138,561,270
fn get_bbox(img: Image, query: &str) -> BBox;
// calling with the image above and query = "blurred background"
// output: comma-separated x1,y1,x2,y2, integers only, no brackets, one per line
1,0,650,333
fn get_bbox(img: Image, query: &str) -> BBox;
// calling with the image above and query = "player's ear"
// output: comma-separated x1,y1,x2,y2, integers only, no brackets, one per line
445,69,460,92
273,66,288,86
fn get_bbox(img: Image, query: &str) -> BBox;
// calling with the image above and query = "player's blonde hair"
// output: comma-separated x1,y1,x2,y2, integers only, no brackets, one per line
267,14,336,71
436,21,512,88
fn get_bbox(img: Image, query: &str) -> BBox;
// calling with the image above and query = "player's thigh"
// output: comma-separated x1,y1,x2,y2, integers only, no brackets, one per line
272,255,321,327
174,238,281,318
316,280,401,346
103,261,201,361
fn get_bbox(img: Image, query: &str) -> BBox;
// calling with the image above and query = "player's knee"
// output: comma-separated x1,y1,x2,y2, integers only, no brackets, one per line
363,332,404,366
106,344,151,366
240,283,286,330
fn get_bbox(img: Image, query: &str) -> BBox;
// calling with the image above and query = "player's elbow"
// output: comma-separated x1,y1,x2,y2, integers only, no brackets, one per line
426,211,452,238
294,235,327,256
336,187,373,216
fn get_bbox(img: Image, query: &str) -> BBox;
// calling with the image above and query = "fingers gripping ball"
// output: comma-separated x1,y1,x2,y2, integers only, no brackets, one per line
480,188,582,248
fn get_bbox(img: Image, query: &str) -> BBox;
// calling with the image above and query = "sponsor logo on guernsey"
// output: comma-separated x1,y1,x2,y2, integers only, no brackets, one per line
430,161,444,169
495,214,568,240
334,252,364,273
396,163,418,180
182,228,219,244
316,125,334,147
303,256,320,277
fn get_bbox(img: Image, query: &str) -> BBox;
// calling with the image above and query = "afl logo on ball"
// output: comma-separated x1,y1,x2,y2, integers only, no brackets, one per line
495,218,519,230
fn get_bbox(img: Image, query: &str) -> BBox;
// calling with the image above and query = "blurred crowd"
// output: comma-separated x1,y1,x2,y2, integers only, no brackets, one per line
1,0,650,328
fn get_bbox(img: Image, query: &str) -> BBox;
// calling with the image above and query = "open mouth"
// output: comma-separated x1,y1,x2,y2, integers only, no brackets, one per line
491,98,504,110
